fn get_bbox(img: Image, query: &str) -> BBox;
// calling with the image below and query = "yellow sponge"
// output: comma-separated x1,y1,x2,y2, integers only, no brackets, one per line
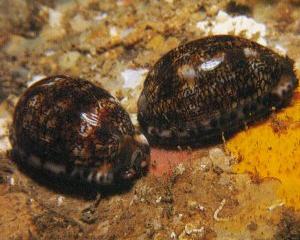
227,85,300,209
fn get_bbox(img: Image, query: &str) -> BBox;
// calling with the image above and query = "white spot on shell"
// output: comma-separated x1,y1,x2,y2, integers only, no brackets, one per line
199,54,224,71
177,65,196,80
272,74,293,97
244,47,258,57
80,112,99,126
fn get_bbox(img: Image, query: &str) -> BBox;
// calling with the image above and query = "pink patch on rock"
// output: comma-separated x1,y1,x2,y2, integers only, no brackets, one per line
149,148,193,176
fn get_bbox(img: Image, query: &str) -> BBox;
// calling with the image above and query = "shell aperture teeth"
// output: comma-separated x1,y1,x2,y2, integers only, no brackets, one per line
134,132,149,146
43,161,66,175
140,160,148,168
121,168,136,180
96,172,103,183
28,155,42,168
94,171,114,185
87,172,94,182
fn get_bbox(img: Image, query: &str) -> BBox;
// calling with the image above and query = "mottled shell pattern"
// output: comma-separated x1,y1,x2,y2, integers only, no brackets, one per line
138,35,298,146
11,75,150,185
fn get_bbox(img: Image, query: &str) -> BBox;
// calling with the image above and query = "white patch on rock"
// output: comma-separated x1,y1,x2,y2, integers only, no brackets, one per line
129,113,138,126
44,49,56,56
0,118,9,137
9,177,15,186
295,58,300,72
48,8,63,28
57,196,65,206
0,117,12,152
274,44,287,56
70,14,92,32
94,12,108,21
27,75,46,87
109,26,118,37
209,147,232,172
0,137,11,153
121,68,149,89
121,28,134,38
196,10,267,45
170,231,176,239
174,163,185,175
59,51,81,70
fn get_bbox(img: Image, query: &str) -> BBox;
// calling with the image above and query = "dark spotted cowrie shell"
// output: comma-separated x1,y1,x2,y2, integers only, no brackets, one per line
138,35,299,147
10,75,150,186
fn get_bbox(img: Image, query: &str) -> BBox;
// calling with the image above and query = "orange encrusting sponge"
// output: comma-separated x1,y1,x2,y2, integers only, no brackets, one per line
227,85,300,209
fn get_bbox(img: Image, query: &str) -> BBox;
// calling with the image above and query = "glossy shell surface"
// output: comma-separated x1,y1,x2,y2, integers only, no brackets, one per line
138,35,298,147
11,75,150,185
